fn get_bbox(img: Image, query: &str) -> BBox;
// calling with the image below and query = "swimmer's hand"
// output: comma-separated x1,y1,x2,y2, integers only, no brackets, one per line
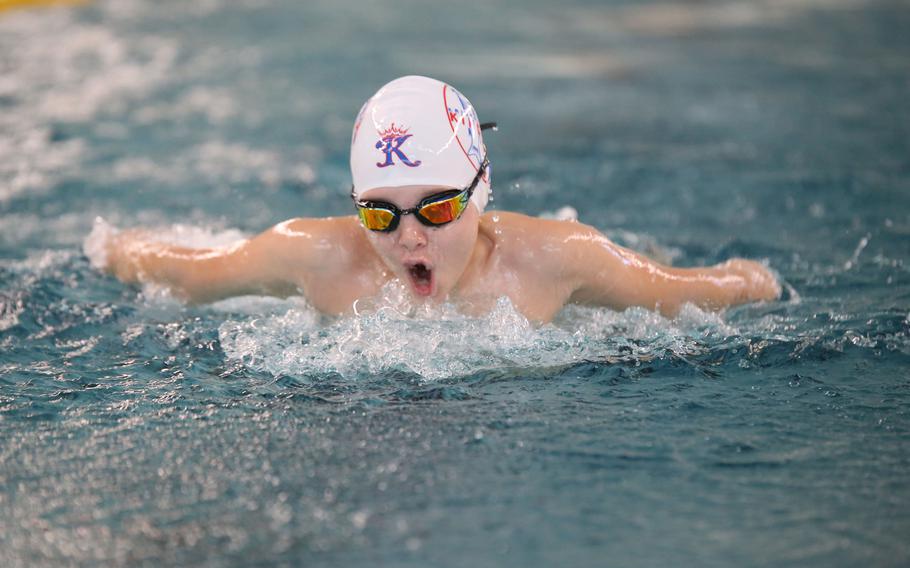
715,258,782,304
83,218,157,283
104,229,154,284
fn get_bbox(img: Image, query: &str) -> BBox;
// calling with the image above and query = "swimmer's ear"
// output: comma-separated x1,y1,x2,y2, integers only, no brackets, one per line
480,122,498,132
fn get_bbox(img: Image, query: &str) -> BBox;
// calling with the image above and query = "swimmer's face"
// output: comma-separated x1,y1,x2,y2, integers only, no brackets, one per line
359,185,480,300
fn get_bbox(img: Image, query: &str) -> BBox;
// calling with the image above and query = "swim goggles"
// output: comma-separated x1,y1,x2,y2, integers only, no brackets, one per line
353,156,490,232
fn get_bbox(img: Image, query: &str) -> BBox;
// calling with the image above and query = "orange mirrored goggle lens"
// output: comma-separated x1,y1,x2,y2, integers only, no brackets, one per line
358,207,396,231
418,194,466,224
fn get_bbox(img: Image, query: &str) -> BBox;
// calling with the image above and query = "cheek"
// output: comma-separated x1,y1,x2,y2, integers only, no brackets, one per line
366,233,397,260
434,223,475,265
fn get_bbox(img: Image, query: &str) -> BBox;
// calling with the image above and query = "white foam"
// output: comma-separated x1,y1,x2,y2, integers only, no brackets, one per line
133,87,238,125
0,8,175,202
60,335,101,359
0,212,89,248
538,206,579,222
218,280,741,382
83,217,119,270
2,249,76,276
0,125,85,203
192,141,282,186
105,141,316,189
0,296,24,332
211,295,313,316
35,31,177,123
0,2,316,209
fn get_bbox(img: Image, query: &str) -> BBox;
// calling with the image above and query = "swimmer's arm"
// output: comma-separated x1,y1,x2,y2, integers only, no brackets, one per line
103,219,321,303
562,225,781,316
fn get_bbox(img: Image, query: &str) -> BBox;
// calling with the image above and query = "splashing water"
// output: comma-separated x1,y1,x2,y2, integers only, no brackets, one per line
78,218,895,387
82,218,741,381
215,279,743,381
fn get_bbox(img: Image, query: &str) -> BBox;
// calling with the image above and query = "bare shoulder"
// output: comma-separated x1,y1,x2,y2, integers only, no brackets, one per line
480,210,598,237
269,215,362,240
480,211,603,269
258,215,369,269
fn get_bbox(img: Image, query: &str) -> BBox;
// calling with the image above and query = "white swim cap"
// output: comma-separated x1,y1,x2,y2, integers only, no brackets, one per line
350,75,491,212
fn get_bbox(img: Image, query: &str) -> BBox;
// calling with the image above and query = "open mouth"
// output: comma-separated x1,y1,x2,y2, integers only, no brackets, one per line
406,262,434,297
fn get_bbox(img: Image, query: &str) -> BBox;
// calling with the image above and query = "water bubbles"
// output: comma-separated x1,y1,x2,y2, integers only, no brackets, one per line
842,233,870,271
83,217,117,270
0,294,24,332
217,282,745,382
349,510,370,530
490,213,502,236
537,206,578,222
59,336,101,359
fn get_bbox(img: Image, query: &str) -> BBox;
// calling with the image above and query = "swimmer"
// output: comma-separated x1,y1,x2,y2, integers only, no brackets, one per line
97,75,781,324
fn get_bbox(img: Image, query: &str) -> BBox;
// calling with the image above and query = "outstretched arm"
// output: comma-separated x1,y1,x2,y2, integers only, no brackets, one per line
95,218,327,303
562,224,780,316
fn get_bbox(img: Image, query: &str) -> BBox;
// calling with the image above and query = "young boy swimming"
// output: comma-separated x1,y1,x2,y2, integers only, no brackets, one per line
96,75,780,324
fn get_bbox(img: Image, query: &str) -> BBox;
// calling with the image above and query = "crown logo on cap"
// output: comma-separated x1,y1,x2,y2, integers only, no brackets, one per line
374,122,421,168
378,122,410,140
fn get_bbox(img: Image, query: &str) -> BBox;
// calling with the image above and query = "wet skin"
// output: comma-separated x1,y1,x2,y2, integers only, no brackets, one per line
103,185,781,324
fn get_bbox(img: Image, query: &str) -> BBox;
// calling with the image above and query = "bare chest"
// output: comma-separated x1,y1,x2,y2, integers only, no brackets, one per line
452,259,574,324
296,267,383,316
295,246,574,323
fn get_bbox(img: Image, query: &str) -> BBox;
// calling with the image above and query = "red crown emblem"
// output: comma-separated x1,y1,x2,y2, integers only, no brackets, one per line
378,122,410,139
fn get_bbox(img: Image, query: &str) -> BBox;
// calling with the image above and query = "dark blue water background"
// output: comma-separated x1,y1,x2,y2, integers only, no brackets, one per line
1,0,909,566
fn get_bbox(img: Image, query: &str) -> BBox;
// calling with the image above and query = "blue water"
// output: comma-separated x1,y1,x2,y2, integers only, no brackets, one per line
2,0,909,566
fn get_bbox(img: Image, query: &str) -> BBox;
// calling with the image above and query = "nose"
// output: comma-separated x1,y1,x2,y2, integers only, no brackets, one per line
396,214,428,251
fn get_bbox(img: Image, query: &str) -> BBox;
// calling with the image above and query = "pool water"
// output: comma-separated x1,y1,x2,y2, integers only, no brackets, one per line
1,0,909,566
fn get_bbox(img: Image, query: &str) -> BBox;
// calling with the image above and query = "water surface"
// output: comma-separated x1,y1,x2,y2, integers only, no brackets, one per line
1,0,909,566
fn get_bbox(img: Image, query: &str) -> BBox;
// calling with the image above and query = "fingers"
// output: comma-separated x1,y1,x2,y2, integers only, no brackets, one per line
722,258,781,301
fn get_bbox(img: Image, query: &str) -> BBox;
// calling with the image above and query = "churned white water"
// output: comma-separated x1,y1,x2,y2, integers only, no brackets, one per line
83,218,739,381
216,293,738,381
